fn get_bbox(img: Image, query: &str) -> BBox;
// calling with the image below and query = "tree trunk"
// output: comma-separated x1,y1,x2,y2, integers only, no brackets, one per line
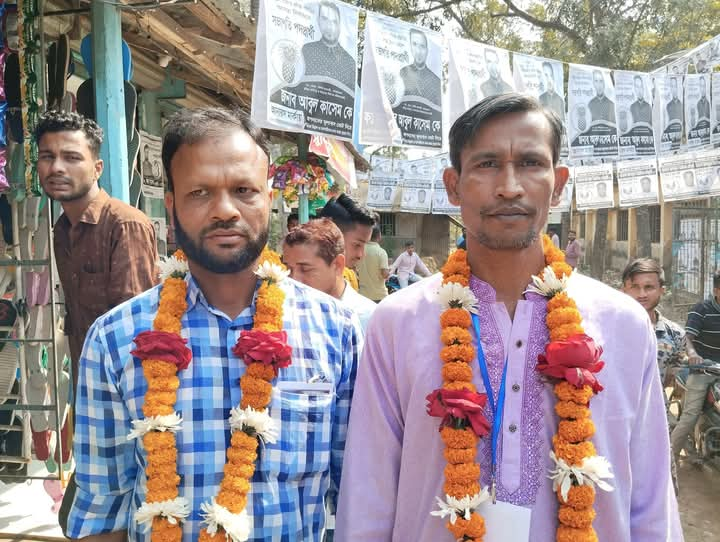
590,209,609,279
635,206,652,259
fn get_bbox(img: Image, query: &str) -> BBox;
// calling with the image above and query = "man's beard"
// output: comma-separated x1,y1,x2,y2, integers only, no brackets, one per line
471,228,539,250
44,175,94,202
173,206,268,274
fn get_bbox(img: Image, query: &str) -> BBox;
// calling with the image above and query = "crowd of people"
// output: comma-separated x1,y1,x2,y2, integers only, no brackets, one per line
33,93,709,541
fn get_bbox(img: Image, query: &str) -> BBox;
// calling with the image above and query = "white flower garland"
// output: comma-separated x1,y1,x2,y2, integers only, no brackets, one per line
526,265,570,298
229,405,279,444
200,499,251,542
548,451,615,502
127,413,183,440
430,489,491,524
158,254,190,281
437,282,479,314
135,497,191,529
254,261,290,283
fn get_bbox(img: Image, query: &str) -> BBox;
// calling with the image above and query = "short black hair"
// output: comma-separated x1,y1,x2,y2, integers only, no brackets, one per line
622,258,665,287
287,212,299,226
405,241,415,247
317,193,375,232
35,110,103,158
162,107,269,192
319,0,340,19
542,61,553,73
633,74,643,85
449,93,563,172
409,28,427,45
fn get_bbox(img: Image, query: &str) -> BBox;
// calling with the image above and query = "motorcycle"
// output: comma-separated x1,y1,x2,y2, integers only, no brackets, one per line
668,362,720,465
386,274,400,295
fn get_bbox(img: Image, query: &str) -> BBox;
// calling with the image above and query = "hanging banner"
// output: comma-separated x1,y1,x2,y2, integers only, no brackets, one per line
309,135,357,188
400,157,435,213
567,65,618,160
448,39,514,126
666,57,691,76
367,155,403,210
693,148,720,196
513,53,568,158
360,12,443,148
552,166,574,212
139,132,164,198
616,158,660,207
251,0,359,140
659,154,698,202
653,75,684,154
431,154,459,215
685,74,711,150
712,73,720,147
574,163,615,210
613,71,655,158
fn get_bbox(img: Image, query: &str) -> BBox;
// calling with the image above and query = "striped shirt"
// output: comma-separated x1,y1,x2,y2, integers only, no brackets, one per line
66,274,362,541
686,297,720,362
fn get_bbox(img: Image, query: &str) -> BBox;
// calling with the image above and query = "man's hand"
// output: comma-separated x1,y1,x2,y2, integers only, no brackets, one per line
688,354,704,365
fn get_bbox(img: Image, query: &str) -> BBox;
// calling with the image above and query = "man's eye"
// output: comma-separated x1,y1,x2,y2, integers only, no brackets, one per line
477,160,497,168
520,159,541,167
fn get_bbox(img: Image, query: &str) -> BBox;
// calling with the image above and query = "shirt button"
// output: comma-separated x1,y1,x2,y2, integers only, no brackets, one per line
512,383,520,392
515,340,523,348
509,423,517,433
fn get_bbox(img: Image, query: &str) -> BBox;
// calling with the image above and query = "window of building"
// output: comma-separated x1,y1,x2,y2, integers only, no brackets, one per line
616,209,629,241
649,205,661,243
379,213,396,237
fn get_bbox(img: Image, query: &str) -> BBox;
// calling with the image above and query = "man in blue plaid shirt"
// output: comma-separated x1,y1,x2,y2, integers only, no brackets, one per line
64,108,362,541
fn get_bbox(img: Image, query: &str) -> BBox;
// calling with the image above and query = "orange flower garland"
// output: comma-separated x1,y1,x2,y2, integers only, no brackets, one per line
132,247,291,542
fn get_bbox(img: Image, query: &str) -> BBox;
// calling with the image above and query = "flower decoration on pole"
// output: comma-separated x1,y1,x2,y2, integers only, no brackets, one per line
269,153,333,208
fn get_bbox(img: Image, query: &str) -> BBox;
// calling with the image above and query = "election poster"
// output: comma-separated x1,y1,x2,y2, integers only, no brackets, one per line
616,158,660,207
567,65,618,160
251,0,359,140
712,73,720,147
448,39,514,126
367,155,403,210
552,166,574,212
400,157,436,213
658,154,698,202
139,132,164,198
685,74,711,149
513,53,568,158
360,12,443,148
574,163,615,210
693,148,720,197
653,74,684,154
613,71,655,158
431,154,460,215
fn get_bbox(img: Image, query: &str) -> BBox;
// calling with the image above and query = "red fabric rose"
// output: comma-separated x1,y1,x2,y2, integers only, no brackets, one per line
426,388,490,438
537,334,605,393
131,330,192,371
232,329,292,372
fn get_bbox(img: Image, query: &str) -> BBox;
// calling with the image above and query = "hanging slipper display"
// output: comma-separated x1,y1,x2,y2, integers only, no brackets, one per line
17,0,41,196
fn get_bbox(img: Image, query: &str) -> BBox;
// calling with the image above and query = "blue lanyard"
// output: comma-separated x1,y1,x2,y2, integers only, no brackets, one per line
472,313,508,502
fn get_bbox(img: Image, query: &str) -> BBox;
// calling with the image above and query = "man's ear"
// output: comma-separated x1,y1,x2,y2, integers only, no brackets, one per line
443,167,461,206
334,253,346,275
94,159,104,182
550,165,570,207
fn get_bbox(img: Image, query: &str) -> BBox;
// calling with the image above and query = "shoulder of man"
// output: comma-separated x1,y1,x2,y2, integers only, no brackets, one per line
91,283,162,338
104,196,154,228
568,273,649,331
283,276,356,325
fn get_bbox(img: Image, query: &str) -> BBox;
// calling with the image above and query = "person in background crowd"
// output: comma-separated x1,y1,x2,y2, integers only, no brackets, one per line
357,225,390,303
317,193,375,291
389,241,431,288
621,257,684,494
456,227,467,250
671,271,720,462
565,229,581,269
548,227,560,248
284,218,376,330
287,212,299,232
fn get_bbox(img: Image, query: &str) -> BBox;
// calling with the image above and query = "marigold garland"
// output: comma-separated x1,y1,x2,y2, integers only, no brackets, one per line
428,237,612,541
132,247,292,542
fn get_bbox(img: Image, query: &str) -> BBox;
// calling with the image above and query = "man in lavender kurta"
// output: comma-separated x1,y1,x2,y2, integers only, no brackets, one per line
335,94,682,541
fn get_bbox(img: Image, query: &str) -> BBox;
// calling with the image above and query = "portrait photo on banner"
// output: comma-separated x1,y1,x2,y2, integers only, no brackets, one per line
616,158,660,207
711,72,720,147
400,157,435,214
360,12,443,149
252,0,359,140
568,64,619,160
367,155,403,211
574,163,615,210
614,71,655,158
684,74,712,149
653,74,684,154
658,154,699,202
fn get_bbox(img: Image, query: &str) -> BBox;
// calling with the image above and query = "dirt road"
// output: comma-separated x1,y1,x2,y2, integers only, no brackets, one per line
678,459,720,541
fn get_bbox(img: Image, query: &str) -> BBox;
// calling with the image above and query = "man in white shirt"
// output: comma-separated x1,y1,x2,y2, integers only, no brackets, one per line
390,241,431,288
549,227,560,248
283,218,376,331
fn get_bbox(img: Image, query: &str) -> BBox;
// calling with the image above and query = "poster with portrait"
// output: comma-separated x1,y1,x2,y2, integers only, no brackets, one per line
712,73,720,147
552,166,574,212
251,0,359,140
616,159,660,207
613,71,655,158
658,154,698,202
431,153,460,215
151,216,167,257
573,163,615,210
360,12,443,148
692,148,720,197
400,157,435,213
448,39,514,126
513,53,568,158
367,155,403,210
685,74,712,149
665,57,691,77
567,64,618,160
139,132,164,198
653,74,684,154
